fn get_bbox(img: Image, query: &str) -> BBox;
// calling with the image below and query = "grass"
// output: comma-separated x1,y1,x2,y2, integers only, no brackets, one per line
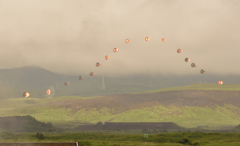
2,132,240,145
141,83,240,94
1,104,240,129
1,83,240,129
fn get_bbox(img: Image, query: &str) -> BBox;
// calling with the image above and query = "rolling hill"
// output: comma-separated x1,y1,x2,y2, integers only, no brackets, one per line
1,66,240,129
1,66,240,99
1,84,240,129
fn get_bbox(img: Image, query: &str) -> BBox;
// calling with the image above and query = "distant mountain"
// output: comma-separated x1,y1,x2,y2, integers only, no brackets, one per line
0,66,240,99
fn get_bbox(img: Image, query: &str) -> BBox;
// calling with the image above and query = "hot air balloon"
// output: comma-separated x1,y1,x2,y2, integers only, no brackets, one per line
185,58,190,62
177,49,182,53
218,80,223,85
191,63,196,68
64,82,70,86
79,76,84,80
200,69,206,74
23,92,30,97
46,89,51,95
96,62,102,67
90,72,95,76
105,55,110,60
145,37,150,41
162,38,166,42
125,39,129,43
113,48,118,52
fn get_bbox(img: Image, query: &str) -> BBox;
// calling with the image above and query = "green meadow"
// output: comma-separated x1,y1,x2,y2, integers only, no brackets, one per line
2,132,240,146
143,83,240,94
0,84,240,129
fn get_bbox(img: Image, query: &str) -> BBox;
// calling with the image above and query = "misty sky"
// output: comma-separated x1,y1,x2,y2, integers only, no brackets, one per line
0,0,239,76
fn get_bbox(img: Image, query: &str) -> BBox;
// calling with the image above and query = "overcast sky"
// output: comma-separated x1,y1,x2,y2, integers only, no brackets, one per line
0,0,239,76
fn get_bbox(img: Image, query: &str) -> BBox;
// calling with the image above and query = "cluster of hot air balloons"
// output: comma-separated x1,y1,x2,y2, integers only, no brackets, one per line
177,48,223,85
22,88,52,98
75,36,167,85
22,36,223,98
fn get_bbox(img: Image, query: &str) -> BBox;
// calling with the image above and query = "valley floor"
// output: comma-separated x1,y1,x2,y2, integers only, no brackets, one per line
1,132,240,146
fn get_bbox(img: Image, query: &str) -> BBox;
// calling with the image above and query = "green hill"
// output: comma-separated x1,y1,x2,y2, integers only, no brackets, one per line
1,66,240,99
0,115,57,132
1,83,240,129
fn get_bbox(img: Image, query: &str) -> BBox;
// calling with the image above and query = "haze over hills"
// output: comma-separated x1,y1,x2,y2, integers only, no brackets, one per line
0,66,240,99
1,66,240,129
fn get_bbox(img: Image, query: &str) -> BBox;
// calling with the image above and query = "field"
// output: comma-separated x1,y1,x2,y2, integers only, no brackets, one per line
145,83,240,93
2,132,240,146
1,83,240,129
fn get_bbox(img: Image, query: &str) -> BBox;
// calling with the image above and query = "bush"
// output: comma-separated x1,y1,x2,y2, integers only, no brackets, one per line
78,141,92,146
163,129,168,133
153,129,158,133
142,129,149,132
178,138,192,145
35,132,45,140
192,142,200,146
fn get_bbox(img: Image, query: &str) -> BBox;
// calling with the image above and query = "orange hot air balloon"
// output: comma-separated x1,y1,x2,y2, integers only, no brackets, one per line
200,69,206,74
64,82,70,86
46,89,51,95
218,80,223,85
162,38,166,42
177,49,182,53
191,63,196,68
89,72,95,76
78,76,84,80
23,92,30,97
96,62,102,67
145,37,150,41
113,48,118,52
105,55,110,60
185,58,190,62
125,39,129,43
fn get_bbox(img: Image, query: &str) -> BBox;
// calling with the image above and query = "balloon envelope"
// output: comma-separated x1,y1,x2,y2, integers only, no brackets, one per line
185,58,190,62
96,62,102,67
46,89,51,95
113,48,118,52
23,92,30,97
177,49,182,53
105,55,110,60
64,82,70,86
200,69,206,74
145,37,150,41
191,63,196,67
79,76,84,80
218,80,223,85
90,72,95,76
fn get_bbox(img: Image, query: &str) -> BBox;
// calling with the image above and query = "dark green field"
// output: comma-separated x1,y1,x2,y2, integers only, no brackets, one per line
2,132,240,146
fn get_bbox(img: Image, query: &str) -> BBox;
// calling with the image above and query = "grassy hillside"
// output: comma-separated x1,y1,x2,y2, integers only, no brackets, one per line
1,84,240,129
5,104,240,129
1,66,240,99
144,83,240,94
0,115,57,132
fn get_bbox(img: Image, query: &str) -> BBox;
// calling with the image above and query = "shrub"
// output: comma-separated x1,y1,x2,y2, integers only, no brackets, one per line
178,138,192,145
35,132,45,140
78,141,92,146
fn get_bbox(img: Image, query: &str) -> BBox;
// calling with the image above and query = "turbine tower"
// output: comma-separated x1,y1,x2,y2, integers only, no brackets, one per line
102,76,105,90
